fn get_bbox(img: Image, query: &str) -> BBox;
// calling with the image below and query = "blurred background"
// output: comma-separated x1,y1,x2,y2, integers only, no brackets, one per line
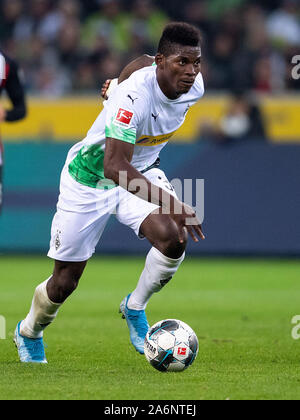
0,0,300,256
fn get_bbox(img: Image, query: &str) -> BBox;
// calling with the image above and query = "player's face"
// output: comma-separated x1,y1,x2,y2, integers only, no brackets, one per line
156,46,201,99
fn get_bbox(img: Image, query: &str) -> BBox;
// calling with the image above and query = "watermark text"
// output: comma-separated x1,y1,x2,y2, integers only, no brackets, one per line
0,315,6,340
98,171,205,225
291,55,300,80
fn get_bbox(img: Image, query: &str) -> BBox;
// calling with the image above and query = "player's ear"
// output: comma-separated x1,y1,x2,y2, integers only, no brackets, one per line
155,53,164,68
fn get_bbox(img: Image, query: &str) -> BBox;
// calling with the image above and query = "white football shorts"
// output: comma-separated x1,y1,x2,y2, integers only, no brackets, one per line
48,165,178,262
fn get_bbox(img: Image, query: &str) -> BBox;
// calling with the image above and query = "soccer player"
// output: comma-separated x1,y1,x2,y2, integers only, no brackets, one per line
14,22,205,363
0,51,27,211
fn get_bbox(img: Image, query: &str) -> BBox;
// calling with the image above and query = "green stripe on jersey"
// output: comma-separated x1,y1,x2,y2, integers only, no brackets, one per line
105,123,136,145
68,145,116,190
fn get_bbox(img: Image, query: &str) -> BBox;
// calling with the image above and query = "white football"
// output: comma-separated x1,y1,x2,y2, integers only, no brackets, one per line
144,319,199,372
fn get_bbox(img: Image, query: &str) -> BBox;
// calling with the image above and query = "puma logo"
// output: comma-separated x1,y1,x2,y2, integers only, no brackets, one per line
127,94,138,105
152,113,159,122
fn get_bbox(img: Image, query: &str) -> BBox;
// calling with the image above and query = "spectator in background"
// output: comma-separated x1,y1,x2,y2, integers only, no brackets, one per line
0,0,298,95
266,0,300,47
127,0,168,58
81,0,130,53
13,0,61,45
57,0,81,20
252,56,273,93
206,0,247,18
218,92,267,143
229,3,287,92
182,1,212,39
230,4,269,91
200,92,267,144
0,0,23,43
32,64,72,98
206,32,236,90
57,17,82,72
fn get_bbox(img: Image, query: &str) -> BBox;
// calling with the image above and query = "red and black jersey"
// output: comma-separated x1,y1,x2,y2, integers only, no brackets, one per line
0,51,27,122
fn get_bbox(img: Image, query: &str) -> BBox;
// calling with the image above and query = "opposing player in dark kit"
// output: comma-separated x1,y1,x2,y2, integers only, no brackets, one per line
0,51,27,211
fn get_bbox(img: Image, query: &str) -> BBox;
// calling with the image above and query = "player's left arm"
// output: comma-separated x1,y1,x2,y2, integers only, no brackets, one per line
1,60,27,123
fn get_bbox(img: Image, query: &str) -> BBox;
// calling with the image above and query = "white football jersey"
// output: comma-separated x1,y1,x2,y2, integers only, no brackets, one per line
68,65,205,189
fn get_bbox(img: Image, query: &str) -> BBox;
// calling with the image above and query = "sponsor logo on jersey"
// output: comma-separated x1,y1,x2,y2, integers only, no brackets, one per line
115,108,134,126
136,131,176,147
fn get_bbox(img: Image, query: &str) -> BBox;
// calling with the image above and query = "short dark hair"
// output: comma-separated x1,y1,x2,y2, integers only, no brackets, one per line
157,22,201,56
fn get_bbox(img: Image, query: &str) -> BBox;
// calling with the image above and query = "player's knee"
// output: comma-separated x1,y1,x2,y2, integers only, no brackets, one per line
156,219,187,259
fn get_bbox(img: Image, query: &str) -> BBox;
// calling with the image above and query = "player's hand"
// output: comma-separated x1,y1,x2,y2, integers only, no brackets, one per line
101,79,112,100
0,104,6,122
170,202,205,244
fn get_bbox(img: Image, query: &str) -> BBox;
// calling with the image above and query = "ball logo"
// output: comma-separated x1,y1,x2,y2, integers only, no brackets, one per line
177,347,187,356
116,109,133,125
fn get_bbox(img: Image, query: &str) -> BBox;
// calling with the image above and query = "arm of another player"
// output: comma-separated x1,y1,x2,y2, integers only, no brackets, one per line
103,138,205,243
2,60,27,122
101,55,155,100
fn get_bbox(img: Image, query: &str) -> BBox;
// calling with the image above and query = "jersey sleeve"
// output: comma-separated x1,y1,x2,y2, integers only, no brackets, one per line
105,87,148,145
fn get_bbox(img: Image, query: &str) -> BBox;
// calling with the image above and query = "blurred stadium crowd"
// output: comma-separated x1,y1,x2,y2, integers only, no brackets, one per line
0,0,299,97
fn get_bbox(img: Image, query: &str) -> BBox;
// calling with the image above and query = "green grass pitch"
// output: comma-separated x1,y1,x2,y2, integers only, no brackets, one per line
0,255,300,400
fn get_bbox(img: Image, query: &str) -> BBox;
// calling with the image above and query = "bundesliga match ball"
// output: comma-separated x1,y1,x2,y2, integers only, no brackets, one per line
144,319,199,372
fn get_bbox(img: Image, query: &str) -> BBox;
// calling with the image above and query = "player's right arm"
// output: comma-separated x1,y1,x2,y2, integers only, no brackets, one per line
103,138,205,243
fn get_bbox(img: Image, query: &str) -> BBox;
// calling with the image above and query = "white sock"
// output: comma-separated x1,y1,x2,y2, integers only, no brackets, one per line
20,278,61,339
128,247,185,310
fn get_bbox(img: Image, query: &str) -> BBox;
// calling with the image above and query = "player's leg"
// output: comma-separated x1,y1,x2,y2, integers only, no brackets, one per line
15,166,114,363
14,260,87,364
47,260,87,303
20,260,87,338
127,210,187,312
117,168,186,353
119,212,186,354
15,204,109,363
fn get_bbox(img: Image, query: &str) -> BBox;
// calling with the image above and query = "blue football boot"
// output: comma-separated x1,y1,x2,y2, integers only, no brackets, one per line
119,294,150,354
14,321,47,364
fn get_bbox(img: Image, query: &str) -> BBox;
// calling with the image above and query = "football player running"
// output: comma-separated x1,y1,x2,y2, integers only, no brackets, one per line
14,22,205,364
